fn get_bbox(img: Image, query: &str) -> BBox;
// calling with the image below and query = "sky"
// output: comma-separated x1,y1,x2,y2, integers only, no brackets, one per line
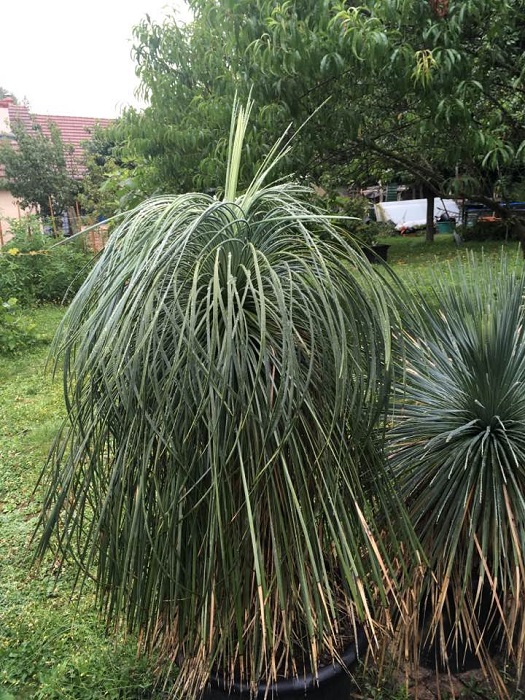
1,0,192,119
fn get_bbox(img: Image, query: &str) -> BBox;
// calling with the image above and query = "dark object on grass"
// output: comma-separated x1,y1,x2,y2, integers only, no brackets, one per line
362,244,390,263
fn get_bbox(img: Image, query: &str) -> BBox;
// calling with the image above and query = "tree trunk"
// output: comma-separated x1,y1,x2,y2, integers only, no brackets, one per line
425,190,435,243
514,218,525,258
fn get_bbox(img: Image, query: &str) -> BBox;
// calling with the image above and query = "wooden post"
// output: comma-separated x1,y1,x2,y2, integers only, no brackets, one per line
72,201,81,234
0,220,4,247
424,187,436,243
48,196,58,236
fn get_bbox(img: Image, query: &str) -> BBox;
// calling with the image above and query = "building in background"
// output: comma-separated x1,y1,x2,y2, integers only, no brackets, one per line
0,96,112,240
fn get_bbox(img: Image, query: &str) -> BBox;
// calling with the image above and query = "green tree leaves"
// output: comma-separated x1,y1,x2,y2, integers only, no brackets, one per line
0,120,78,217
112,0,525,247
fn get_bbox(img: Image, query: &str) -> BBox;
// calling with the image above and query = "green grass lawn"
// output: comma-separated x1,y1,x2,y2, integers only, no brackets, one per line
382,231,521,279
383,231,521,263
376,233,523,310
0,306,159,700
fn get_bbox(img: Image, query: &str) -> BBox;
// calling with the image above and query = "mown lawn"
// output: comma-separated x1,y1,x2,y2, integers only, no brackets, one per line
380,232,522,294
383,230,521,264
0,306,159,700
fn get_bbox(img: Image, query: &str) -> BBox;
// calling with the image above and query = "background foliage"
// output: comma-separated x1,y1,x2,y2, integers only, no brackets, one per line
0,297,39,355
0,121,79,217
0,218,93,306
118,0,524,239
78,125,141,219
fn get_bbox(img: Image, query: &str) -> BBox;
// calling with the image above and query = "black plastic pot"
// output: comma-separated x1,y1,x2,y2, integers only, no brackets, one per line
419,577,503,673
203,626,367,699
362,244,390,263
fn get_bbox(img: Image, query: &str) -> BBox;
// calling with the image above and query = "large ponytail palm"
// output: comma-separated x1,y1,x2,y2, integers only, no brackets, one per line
36,100,412,697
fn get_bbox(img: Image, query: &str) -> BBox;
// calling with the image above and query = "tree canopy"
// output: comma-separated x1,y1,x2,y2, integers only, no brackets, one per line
78,124,140,220
0,87,18,103
119,0,524,237
0,119,79,217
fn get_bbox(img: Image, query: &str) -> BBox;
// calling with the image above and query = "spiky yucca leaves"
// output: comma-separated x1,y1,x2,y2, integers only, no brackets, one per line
390,253,525,682
36,102,413,698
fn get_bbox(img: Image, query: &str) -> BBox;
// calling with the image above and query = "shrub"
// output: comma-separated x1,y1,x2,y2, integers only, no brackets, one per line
35,99,416,698
0,221,93,305
4,214,41,237
461,219,510,241
0,297,40,354
461,214,525,242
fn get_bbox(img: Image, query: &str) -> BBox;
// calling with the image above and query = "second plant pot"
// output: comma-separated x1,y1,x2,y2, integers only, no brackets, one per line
362,244,390,263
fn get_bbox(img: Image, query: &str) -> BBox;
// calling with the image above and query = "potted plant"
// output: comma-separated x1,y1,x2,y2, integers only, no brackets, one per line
389,253,525,689
324,193,392,263
35,100,415,698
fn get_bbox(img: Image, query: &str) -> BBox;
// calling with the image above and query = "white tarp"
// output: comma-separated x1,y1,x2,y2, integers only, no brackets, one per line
375,198,460,228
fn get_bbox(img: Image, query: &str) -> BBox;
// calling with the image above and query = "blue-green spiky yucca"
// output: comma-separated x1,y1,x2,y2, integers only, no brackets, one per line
390,252,525,683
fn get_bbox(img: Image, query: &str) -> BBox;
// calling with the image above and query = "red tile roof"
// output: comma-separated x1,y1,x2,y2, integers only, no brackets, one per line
0,100,113,179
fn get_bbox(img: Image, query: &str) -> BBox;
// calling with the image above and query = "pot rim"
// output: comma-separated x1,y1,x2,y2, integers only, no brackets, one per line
208,626,367,697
